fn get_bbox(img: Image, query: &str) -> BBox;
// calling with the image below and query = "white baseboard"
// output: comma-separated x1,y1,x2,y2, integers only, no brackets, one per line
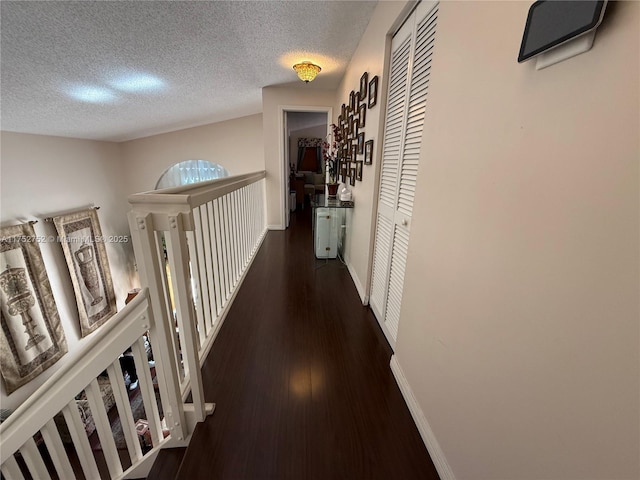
390,355,456,480
268,224,284,231
346,261,369,306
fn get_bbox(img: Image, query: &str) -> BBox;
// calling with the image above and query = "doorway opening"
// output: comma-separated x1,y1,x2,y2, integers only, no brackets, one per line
281,108,331,228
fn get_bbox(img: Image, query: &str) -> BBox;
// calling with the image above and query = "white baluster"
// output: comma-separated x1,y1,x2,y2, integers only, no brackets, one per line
0,455,25,480
187,223,207,346
19,438,50,480
207,200,222,318
40,419,75,479
131,337,164,445
85,378,123,478
106,361,143,463
62,401,101,479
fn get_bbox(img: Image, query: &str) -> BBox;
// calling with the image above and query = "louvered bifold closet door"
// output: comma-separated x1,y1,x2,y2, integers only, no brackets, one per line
370,26,412,324
370,1,438,346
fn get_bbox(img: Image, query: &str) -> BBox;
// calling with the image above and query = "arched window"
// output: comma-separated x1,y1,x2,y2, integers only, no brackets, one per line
155,159,229,189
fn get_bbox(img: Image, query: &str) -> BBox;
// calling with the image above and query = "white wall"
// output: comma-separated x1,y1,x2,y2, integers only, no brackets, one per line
334,0,414,302
262,86,336,228
119,113,264,195
395,1,639,479
0,132,134,409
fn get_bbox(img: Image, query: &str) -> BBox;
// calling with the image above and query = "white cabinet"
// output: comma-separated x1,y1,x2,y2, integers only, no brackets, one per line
314,207,340,258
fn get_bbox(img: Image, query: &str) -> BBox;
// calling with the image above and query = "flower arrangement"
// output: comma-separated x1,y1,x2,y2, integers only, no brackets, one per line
323,123,344,185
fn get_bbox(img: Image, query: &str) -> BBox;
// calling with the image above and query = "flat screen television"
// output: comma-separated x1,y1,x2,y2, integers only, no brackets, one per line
518,0,608,63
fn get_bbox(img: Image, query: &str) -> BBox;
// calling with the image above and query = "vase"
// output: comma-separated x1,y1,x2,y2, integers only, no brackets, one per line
326,183,339,199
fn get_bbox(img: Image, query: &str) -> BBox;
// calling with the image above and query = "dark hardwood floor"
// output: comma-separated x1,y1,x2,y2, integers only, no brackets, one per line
177,207,439,480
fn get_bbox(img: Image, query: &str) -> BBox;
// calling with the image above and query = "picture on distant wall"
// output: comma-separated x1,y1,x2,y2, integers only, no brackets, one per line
360,72,368,99
0,223,68,394
356,161,363,181
358,104,366,128
364,139,374,165
357,132,365,154
53,208,116,337
368,75,379,108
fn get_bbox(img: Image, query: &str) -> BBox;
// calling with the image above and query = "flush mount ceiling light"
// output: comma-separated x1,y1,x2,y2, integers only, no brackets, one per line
293,62,321,83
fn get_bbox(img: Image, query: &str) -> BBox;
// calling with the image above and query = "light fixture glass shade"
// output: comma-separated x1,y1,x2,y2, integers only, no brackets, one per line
293,62,321,83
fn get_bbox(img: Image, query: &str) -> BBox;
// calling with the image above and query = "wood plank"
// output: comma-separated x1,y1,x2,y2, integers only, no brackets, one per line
176,208,439,480
147,448,186,480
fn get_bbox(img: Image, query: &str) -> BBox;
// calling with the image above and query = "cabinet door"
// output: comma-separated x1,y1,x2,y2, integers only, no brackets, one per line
370,1,439,347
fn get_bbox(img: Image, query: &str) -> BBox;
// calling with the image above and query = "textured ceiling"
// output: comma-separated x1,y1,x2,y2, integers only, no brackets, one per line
1,1,377,142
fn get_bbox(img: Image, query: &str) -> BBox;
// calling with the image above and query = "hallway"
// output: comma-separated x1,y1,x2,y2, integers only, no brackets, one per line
176,209,439,479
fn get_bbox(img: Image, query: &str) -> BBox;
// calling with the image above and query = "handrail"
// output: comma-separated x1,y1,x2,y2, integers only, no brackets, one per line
128,171,266,209
0,288,151,463
127,169,267,428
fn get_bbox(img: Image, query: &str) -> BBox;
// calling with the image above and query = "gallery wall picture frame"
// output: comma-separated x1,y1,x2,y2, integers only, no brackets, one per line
364,139,374,165
356,160,363,181
349,168,357,186
0,222,68,394
368,75,379,108
53,208,116,337
341,103,346,117
358,104,366,128
357,132,365,154
351,144,358,162
360,72,369,98
349,90,357,111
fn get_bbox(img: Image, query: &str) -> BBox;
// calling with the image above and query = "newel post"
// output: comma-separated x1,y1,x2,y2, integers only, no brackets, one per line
164,212,207,422
127,211,188,440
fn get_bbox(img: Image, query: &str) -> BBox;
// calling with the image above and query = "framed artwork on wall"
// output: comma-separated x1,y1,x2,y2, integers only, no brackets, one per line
357,132,365,154
349,168,356,186
364,139,374,165
53,208,117,337
360,72,368,99
368,75,379,108
356,160,363,181
0,222,68,394
358,104,366,128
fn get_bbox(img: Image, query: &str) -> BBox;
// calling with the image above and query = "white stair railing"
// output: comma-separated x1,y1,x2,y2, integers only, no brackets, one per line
0,289,169,480
0,171,268,479
127,171,267,420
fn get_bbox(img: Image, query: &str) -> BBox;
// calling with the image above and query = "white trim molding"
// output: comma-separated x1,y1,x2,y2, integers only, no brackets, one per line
346,261,369,306
390,355,456,480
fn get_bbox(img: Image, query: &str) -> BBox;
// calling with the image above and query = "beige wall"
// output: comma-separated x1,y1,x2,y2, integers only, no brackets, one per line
0,132,134,409
335,0,414,301
395,1,639,479
119,113,264,195
262,86,336,228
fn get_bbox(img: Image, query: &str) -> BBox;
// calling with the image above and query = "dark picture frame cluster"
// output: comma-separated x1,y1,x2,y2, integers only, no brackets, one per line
336,72,379,186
